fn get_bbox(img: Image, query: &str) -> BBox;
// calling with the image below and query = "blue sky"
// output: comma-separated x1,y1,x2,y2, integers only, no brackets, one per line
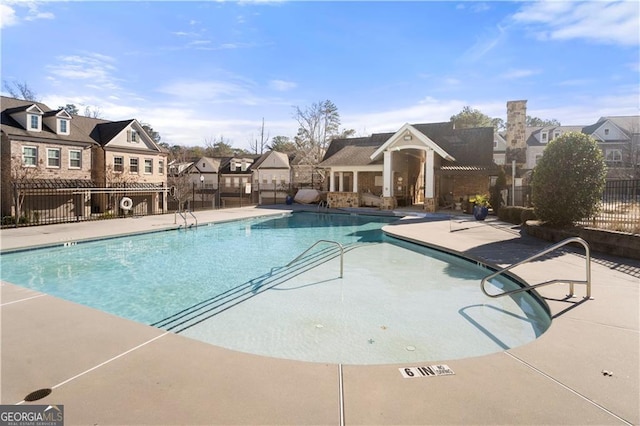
2,1,639,150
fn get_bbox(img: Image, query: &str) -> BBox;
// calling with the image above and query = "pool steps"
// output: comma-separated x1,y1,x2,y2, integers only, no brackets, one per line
152,242,370,333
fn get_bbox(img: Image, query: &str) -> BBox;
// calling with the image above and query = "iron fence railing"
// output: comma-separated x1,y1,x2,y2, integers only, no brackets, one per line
577,179,640,234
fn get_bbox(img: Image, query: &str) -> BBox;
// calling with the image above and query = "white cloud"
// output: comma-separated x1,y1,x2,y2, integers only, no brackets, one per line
499,69,541,79
512,1,640,46
268,79,297,91
0,3,18,28
0,1,54,28
46,54,121,92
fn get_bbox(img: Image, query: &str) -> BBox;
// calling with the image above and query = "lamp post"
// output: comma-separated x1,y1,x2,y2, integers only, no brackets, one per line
200,175,205,209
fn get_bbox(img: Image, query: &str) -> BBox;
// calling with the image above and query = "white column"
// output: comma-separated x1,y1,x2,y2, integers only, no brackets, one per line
425,149,435,198
339,172,344,192
353,171,359,193
329,169,335,192
383,150,392,197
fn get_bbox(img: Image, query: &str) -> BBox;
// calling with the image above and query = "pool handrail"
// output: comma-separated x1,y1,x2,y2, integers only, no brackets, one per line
287,239,344,278
480,237,592,299
175,209,198,229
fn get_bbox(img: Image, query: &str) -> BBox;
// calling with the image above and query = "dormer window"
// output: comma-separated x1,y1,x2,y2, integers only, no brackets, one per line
30,115,40,130
553,131,560,139
541,132,548,142
60,119,68,133
241,160,248,171
230,161,237,172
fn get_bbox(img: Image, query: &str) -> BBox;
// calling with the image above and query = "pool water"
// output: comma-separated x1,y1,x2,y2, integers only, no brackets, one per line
0,212,551,364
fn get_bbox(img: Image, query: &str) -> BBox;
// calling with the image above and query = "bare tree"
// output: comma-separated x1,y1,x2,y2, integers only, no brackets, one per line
9,154,43,224
84,105,103,119
3,80,39,101
249,118,269,155
104,163,139,211
293,100,353,185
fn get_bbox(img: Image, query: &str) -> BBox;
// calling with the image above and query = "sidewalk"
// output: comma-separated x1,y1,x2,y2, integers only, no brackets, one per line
1,207,638,425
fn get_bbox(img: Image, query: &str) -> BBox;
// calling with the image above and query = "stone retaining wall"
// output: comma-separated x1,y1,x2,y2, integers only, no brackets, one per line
524,221,640,260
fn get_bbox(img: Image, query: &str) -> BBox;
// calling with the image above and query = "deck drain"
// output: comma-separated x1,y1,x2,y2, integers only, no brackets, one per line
406,346,416,351
24,388,52,401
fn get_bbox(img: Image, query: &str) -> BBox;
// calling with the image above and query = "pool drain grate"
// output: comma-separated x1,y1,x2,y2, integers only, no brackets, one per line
24,388,52,401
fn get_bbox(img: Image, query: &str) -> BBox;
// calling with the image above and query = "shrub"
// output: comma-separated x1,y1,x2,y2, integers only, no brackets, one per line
531,132,606,227
520,208,537,223
490,166,507,213
498,206,531,225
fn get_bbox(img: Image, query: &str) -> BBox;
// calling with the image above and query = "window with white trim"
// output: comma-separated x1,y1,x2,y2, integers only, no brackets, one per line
69,150,82,169
60,119,68,134
158,160,164,175
144,159,153,174
47,148,61,168
22,146,38,166
29,114,40,130
553,131,560,139
541,132,548,142
605,149,622,166
114,156,124,172
604,128,610,136
130,158,139,173
225,177,231,187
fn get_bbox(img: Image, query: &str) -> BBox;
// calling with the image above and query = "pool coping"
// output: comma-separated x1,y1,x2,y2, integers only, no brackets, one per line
2,205,638,425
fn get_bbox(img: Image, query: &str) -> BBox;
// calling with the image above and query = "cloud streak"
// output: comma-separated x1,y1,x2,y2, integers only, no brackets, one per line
512,1,640,46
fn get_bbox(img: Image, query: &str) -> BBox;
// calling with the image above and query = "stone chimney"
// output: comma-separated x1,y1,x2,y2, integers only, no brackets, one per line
505,100,527,165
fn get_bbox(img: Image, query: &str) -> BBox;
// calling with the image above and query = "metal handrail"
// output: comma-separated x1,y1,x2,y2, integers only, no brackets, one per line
287,240,344,278
481,237,591,299
175,210,198,229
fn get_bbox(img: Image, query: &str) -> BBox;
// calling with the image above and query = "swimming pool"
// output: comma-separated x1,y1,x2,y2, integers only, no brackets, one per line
0,212,551,364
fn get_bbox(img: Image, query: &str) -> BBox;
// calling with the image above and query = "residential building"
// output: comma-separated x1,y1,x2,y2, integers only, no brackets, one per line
251,150,291,204
1,96,168,222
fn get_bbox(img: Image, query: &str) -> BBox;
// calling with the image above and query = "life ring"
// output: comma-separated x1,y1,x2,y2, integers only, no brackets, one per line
120,197,133,210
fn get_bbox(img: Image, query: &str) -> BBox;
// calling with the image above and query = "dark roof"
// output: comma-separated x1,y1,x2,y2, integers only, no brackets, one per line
320,122,494,168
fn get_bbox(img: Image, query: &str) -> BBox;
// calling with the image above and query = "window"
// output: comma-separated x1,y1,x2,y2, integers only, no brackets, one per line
230,162,237,172
553,131,560,139
144,159,153,174
47,148,61,168
535,154,543,165
69,150,82,169
604,128,610,136
233,177,240,188
158,160,164,175
605,149,622,166
541,132,548,142
60,119,68,134
29,114,40,130
225,177,231,187
22,146,37,166
114,156,124,172
130,158,139,173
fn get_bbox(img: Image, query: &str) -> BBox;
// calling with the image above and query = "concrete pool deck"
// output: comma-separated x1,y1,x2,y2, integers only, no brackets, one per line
1,206,638,425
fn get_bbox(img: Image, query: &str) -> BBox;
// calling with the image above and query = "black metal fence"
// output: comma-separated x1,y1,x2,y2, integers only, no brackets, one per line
578,179,640,234
505,179,639,233
2,184,170,228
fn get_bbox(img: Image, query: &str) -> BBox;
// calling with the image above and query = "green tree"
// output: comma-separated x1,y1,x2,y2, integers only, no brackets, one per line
59,104,79,115
450,106,504,130
527,116,561,127
141,122,162,144
490,166,507,213
531,132,606,226
269,136,296,154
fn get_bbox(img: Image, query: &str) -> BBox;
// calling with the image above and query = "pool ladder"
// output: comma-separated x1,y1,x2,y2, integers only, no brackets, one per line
175,209,198,229
480,237,592,299
287,239,344,278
